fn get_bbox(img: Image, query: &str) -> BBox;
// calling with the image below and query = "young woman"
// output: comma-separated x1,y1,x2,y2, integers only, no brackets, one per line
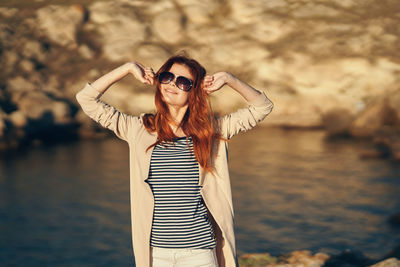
75,54,274,267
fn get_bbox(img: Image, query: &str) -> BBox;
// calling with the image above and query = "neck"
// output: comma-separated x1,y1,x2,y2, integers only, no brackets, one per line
167,104,188,137
168,104,188,126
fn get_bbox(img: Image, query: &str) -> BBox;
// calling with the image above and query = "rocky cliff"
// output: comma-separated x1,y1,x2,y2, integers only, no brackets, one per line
0,0,399,154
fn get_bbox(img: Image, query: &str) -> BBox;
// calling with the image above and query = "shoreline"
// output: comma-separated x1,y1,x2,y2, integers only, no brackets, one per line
238,247,400,267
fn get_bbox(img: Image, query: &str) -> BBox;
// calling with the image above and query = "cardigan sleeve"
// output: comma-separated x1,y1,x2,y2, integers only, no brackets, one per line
218,91,274,140
75,82,139,142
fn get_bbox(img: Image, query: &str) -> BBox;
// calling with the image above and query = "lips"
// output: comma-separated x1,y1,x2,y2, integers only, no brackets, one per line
165,88,178,94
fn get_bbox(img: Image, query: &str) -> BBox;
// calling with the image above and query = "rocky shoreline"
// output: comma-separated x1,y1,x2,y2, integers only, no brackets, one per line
238,247,400,267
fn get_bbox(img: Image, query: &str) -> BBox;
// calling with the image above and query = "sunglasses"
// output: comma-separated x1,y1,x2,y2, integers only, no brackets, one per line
158,71,193,91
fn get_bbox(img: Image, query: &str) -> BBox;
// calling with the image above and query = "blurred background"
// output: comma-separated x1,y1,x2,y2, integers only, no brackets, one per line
0,0,399,266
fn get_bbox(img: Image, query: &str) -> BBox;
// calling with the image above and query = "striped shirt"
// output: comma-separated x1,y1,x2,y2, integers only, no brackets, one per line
146,136,216,249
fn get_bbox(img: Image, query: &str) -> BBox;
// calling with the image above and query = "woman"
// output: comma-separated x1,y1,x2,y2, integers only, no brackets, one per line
75,53,274,267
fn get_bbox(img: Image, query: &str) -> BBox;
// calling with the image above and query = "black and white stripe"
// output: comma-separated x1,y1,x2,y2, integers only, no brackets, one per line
146,136,216,249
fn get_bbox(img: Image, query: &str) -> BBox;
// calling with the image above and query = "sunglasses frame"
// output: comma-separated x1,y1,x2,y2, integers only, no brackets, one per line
158,71,193,92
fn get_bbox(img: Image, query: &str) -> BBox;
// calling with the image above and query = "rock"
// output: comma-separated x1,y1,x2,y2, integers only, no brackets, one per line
19,59,35,73
51,101,72,124
388,89,400,119
279,250,330,266
135,44,171,70
42,75,62,97
8,111,28,128
384,246,400,262
0,7,18,18
152,8,185,45
238,252,278,266
85,1,146,62
331,0,357,8
229,0,265,24
1,50,19,76
211,40,270,69
21,39,47,63
78,44,95,60
247,15,295,44
7,76,36,93
260,92,343,129
292,3,340,18
238,250,330,267
368,258,400,267
15,90,72,125
321,108,354,136
144,0,174,17
5,111,27,140
175,0,218,25
263,0,287,9
323,249,375,267
36,4,86,49
350,96,398,138
0,108,7,138
185,25,240,47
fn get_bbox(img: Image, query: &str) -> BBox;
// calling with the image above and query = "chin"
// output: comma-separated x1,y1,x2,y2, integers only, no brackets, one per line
162,93,187,108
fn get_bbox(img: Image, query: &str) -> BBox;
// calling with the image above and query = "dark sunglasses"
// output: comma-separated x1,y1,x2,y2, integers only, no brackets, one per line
158,71,193,91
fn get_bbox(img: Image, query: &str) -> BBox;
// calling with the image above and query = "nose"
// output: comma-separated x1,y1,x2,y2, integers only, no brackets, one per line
168,78,178,88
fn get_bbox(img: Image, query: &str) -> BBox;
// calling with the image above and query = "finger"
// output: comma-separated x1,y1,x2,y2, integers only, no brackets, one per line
146,72,155,77
145,68,155,74
145,73,154,80
145,67,155,74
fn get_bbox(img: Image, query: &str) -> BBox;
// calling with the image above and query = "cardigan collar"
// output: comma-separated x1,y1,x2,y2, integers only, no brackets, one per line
141,132,206,187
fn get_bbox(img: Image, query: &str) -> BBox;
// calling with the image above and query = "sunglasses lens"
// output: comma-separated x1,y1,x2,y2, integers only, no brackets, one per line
158,71,193,91
176,77,192,91
158,72,174,84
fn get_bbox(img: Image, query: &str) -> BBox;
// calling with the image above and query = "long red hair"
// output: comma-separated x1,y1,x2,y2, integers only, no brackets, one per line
143,54,222,173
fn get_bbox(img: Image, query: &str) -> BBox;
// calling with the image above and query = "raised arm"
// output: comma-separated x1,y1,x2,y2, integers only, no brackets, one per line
90,62,155,94
203,72,274,139
75,62,155,142
203,72,262,102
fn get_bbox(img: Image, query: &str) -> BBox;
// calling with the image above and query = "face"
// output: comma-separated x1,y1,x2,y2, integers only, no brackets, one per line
160,63,194,108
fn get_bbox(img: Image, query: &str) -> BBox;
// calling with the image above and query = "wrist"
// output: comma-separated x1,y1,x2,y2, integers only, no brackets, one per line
124,62,136,74
225,72,236,86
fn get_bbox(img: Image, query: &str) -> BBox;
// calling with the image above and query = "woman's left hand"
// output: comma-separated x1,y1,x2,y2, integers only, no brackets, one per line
202,72,232,95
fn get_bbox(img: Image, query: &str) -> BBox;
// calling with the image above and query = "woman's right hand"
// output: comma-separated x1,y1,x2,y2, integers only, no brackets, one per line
129,62,155,85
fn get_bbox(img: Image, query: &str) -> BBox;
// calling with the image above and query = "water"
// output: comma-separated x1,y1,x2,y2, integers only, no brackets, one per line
1,127,399,266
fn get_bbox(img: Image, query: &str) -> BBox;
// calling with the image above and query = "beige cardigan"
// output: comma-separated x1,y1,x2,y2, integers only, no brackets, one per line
76,83,274,267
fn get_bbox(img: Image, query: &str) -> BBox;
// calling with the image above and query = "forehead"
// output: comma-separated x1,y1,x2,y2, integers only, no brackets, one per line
169,63,194,80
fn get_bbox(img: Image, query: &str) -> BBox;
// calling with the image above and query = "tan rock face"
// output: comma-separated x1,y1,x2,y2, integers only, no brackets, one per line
350,93,400,138
83,1,147,62
152,9,185,45
368,257,400,267
238,250,331,267
8,111,28,128
1,0,400,146
36,4,86,49
322,108,354,136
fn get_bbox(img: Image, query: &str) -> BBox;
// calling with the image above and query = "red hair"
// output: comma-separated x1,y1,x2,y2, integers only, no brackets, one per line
143,54,223,173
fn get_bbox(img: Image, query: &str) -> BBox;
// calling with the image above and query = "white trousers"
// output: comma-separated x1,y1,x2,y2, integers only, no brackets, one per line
150,246,218,267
